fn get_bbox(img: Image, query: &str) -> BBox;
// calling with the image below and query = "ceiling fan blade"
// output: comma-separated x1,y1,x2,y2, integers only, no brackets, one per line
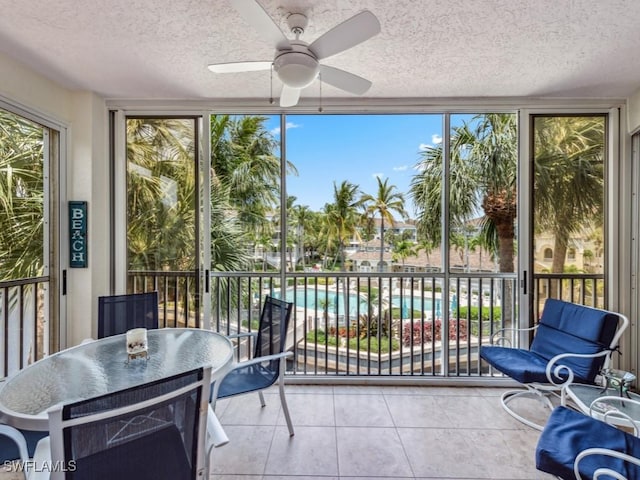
229,0,291,50
280,85,301,107
318,65,372,95
308,10,380,60
208,61,272,73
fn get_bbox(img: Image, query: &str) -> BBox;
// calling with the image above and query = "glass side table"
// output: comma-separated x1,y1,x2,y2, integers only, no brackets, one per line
565,384,640,429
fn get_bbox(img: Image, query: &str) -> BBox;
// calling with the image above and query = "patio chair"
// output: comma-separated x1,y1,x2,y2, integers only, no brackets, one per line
536,403,640,479
479,298,628,430
31,366,212,480
210,296,295,436
97,291,159,338
0,425,47,465
0,378,48,468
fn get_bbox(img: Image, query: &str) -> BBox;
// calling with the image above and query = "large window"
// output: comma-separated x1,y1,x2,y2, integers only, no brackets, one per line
0,106,55,375
120,110,614,378
532,115,606,308
126,117,200,327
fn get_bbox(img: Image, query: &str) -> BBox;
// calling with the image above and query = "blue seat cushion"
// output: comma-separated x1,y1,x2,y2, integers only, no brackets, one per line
214,362,279,400
0,428,48,462
479,345,584,384
536,406,640,480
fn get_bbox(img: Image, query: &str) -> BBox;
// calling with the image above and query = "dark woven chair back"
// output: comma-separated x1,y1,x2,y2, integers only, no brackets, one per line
48,367,210,480
98,291,159,338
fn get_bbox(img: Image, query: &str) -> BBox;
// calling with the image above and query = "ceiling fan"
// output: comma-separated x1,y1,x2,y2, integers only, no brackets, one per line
208,0,381,107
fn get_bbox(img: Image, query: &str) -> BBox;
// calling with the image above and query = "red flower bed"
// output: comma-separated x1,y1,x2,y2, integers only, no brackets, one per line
402,319,468,346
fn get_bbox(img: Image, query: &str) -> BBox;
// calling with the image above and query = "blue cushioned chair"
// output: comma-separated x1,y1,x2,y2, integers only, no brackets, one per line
537,404,640,480
480,298,628,430
97,291,159,338
210,296,295,436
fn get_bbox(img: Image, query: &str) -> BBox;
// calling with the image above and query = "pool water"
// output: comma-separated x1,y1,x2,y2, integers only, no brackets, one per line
274,287,443,317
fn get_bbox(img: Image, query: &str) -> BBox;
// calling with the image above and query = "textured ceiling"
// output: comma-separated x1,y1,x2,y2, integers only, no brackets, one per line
1,0,639,106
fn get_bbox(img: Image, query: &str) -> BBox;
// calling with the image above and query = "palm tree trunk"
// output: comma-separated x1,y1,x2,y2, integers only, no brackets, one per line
496,218,516,325
551,233,569,298
379,218,385,272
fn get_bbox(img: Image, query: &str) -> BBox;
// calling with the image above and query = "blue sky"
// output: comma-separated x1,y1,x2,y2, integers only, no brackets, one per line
266,114,446,216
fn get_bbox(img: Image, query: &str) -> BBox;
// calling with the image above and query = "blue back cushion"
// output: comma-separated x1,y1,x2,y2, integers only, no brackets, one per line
530,299,619,382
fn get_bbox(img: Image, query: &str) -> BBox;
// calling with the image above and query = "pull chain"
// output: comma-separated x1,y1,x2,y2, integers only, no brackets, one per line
269,64,274,105
318,73,323,113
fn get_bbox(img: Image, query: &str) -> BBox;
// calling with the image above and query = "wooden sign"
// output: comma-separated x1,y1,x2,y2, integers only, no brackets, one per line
69,201,88,268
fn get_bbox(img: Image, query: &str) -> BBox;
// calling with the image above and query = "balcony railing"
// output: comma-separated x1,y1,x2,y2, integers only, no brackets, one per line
0,276,48,377
0,271,604,381
124,270,604,379
128,270,520,378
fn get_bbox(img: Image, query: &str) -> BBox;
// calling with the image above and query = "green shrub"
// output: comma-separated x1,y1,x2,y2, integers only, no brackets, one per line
454,306,502,321
305,330,399,353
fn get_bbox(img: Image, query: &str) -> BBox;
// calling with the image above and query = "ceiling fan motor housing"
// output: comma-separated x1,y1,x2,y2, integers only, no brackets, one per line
274,43,319,88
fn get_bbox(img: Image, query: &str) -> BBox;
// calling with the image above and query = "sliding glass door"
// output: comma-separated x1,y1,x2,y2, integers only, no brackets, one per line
125,117,201,328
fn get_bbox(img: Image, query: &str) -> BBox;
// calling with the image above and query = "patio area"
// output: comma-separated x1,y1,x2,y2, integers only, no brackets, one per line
210,384,556,479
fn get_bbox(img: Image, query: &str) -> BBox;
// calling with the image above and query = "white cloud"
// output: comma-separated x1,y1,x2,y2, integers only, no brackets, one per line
393,165,408,171
270,121,301,136
418,135,442,151
372,172,384,179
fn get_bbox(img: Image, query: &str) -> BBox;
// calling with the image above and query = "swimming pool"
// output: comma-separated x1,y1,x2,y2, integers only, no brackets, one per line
391,296,442,315
275,287,368,317
274,287,444,318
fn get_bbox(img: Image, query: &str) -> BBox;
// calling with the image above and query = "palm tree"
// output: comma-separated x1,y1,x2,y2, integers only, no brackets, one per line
361,177,407,272
534,116,604,276
410,114,517,273
0,109,44,281
126,118,197,271
410,114,517,323
291,204,312,270
533,116,605,299
323,181,363,271
392,240,417,269
210,114,298,238
416,237,436,268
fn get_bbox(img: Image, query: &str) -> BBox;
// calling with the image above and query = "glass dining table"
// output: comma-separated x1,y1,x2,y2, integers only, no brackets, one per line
0,328,234,438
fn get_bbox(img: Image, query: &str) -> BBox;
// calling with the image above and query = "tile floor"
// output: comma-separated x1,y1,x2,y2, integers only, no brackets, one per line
209,385,557,479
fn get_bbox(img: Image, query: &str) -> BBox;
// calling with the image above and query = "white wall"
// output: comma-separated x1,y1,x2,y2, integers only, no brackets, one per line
0,51,110,348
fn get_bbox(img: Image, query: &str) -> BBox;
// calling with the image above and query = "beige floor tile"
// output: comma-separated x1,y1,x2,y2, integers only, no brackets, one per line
211,476,263,480
212,385,557,479
276,392,335,427
385,393,454,428
263,477,338,480
433,395,516,429
336,426,414,478
217,392,281,426
398,427,493,478
264,426,339,476
465,429,539,479
210,425,275,475
501,393,556,429
333,384,389,394
285,384,335,394
334,393,395,427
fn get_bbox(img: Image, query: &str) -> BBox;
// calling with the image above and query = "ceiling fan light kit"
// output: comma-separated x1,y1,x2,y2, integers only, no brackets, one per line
274,47,319,88
208,0,380,107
